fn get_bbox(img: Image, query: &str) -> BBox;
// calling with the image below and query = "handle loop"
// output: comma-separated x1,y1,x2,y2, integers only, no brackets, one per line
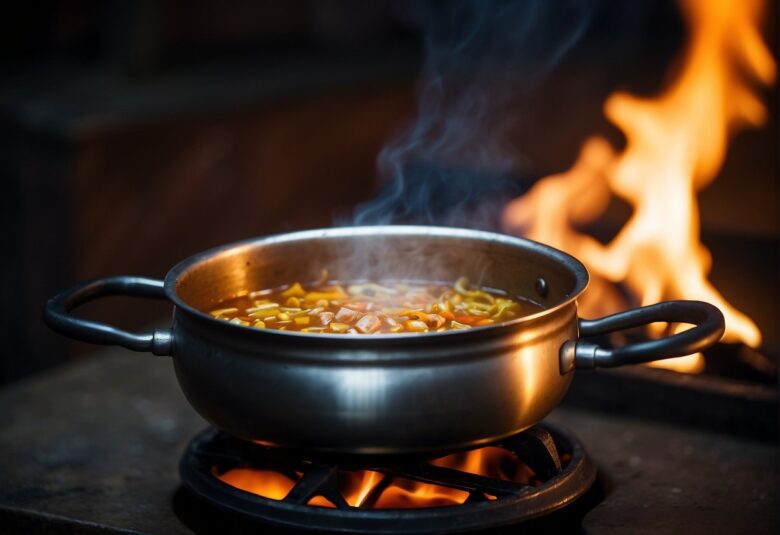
44,276,173,356
560,300,725,373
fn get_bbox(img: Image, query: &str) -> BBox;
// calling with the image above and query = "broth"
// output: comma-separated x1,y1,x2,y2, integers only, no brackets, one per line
208,277,542,334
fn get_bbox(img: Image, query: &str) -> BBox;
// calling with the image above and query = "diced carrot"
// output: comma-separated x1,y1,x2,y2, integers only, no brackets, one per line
454,315,483,325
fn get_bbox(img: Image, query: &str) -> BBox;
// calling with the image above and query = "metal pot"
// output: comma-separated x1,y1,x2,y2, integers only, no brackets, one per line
45,226,724,455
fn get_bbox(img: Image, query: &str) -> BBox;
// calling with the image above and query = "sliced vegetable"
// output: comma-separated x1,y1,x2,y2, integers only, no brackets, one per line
335,307,359,323
248,308,281,318
247,303,278,313
210,307,238,317
281,282,305,298
355,314,381,333
405,320,429,332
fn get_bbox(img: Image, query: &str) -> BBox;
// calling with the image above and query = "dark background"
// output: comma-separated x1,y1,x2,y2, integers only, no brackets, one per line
1,0,776,385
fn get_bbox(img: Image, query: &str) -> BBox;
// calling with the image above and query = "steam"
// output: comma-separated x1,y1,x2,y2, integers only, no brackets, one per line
350,0,595,229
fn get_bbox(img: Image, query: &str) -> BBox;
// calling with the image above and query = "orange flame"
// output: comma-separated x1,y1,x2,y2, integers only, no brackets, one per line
372,479,470,509
218,468,298,500
503,0,775,372
431,446,534,483
340,469,386,507
217,445,535,509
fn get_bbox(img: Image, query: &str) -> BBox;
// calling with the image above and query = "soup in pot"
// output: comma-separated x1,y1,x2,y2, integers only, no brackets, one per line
208,277,542,334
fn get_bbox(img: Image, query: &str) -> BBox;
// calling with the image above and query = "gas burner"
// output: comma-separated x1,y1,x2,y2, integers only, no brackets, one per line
179,423,596,534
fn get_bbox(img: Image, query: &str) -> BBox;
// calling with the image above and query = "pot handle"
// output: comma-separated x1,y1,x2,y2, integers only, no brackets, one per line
44,276,173,356
560,300,724,373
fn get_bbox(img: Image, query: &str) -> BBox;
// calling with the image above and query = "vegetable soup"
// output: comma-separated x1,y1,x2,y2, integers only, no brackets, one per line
208,277,543,334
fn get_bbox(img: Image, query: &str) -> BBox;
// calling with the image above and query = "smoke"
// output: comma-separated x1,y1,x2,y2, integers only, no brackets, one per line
349,0,596,229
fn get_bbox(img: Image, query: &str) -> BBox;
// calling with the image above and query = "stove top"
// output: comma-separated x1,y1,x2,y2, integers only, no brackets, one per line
0,348,776,534
178,424,595,533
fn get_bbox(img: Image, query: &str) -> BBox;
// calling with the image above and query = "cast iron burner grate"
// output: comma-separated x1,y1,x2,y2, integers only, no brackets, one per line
179,423,596,534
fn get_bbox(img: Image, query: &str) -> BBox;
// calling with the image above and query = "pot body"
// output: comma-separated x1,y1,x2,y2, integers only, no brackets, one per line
171,302,578,455
165,226,587,454
45,226,725,455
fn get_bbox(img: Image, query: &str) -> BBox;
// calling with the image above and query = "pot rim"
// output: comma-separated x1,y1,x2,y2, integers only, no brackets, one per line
164,225,590,343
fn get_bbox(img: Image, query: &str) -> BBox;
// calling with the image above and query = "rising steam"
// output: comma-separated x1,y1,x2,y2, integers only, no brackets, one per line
351,0,595,228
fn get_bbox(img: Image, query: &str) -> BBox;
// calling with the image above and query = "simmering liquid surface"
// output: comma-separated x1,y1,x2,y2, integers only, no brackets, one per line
208,277,543,334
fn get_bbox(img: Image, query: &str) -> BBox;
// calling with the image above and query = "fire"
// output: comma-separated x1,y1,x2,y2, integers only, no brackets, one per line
217,468,298,500
216,445,535,509
431,446,534,483
340,470,386,507
503,0,775,372
371,479,470,509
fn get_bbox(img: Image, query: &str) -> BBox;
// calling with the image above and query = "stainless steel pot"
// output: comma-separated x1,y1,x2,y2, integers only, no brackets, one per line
45,226,724,455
